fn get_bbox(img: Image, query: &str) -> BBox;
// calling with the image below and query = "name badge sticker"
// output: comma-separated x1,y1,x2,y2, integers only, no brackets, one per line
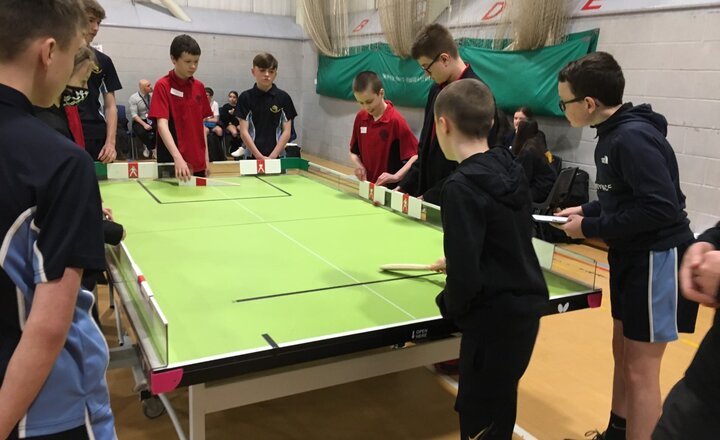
170,88,184,98
360,126,367,134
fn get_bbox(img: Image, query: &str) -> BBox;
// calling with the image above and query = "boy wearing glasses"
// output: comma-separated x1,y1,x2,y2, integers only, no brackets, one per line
397,24,499,205
555,51,698,440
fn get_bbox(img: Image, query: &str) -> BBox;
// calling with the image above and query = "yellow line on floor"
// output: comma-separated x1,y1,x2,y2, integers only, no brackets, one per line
680,338,700,349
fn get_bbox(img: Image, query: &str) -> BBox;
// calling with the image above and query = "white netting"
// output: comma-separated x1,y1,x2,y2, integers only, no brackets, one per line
507,0,569,50
300,0,350,56
446,0,568,51
377,0,427,58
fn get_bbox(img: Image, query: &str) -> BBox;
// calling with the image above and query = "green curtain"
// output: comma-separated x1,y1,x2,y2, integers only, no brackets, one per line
316,29,599,117
317,44,433,108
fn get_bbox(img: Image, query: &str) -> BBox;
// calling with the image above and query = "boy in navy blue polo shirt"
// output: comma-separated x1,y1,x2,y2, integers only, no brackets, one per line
349,71,418,188
556,52,698,440
433,78,547,440
233,53,297,160
78,0,122,164
0,1,115,438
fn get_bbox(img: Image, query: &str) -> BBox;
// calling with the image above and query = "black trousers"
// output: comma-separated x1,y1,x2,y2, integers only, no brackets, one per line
132,120,156,149
207,133,225,161
653,378,720,439
457,315,540,440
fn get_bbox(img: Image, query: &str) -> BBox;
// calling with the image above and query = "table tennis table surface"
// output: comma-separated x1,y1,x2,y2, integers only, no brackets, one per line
101,165,600,390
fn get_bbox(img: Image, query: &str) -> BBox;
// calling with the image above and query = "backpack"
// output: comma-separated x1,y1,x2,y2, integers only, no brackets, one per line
537,168,590,244
560,169,589,208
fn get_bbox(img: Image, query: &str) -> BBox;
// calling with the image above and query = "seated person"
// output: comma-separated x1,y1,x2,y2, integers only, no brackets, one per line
34,45,125,292
495,108,513,147
220,90,243,154
204,86,224,161
504,106,533,149
349,71,418,188
512,120,556,203
128,79,156,158
234,52,297,160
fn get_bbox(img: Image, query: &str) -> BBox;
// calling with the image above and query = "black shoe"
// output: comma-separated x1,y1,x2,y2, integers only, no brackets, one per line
433,359,459,375
564,430,606,440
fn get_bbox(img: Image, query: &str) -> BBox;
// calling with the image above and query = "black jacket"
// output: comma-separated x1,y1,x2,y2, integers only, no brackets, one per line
398,66,499,204
684,224,720,409
435,147,548,330
515,146,556,203
581,103,693,251
219,103,240,127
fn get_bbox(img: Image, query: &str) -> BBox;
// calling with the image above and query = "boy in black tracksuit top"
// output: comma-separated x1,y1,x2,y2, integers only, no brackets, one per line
556,52,698,440
654,223,720,439
432,78,548,440
397,23,499,205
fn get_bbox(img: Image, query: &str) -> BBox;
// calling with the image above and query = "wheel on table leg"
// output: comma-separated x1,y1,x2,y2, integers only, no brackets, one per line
141,395,166,419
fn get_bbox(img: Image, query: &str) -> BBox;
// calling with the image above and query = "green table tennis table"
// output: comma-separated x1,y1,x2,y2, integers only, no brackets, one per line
100,159,602,440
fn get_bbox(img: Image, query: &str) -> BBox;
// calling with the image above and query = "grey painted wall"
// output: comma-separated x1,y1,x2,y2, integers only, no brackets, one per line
95,5,720,232
95,26,304,140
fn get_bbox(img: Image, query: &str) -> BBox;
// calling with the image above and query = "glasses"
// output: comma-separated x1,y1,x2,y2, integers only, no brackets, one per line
422,53,443,74
558,96,585,112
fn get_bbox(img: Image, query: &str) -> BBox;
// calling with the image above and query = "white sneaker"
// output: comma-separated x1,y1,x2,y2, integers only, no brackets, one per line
230,146,246,158
142,147,150,158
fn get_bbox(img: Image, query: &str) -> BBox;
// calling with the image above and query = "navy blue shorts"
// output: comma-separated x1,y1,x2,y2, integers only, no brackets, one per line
609,242,698,342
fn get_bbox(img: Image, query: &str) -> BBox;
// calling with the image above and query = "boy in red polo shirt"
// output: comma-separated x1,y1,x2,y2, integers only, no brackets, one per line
349,71,417,188
149,34,213,180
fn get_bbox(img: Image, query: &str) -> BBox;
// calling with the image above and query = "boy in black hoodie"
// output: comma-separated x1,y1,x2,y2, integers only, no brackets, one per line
433,78,548,440
555,52,698,440
396,24,499,205
654,222,720,439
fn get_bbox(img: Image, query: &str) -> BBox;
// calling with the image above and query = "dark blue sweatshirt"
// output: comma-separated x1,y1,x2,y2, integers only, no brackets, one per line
436,147,548,330
684,224,720,409
581,103,693,251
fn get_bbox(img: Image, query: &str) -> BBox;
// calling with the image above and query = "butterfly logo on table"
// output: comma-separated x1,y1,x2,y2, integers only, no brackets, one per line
557,302,570,313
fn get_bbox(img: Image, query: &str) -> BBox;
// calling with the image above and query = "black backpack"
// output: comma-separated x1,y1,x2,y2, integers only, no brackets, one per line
560,169,590,208
537,168,590,244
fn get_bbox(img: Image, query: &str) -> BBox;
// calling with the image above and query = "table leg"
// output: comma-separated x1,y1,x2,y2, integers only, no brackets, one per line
189,384,207,440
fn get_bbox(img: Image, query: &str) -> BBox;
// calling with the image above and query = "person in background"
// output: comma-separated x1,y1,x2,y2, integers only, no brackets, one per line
504,106,533,149
203,87,224,161
512,119,556,203
128,79,155,158
78,0,122,164
220,90,243,156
